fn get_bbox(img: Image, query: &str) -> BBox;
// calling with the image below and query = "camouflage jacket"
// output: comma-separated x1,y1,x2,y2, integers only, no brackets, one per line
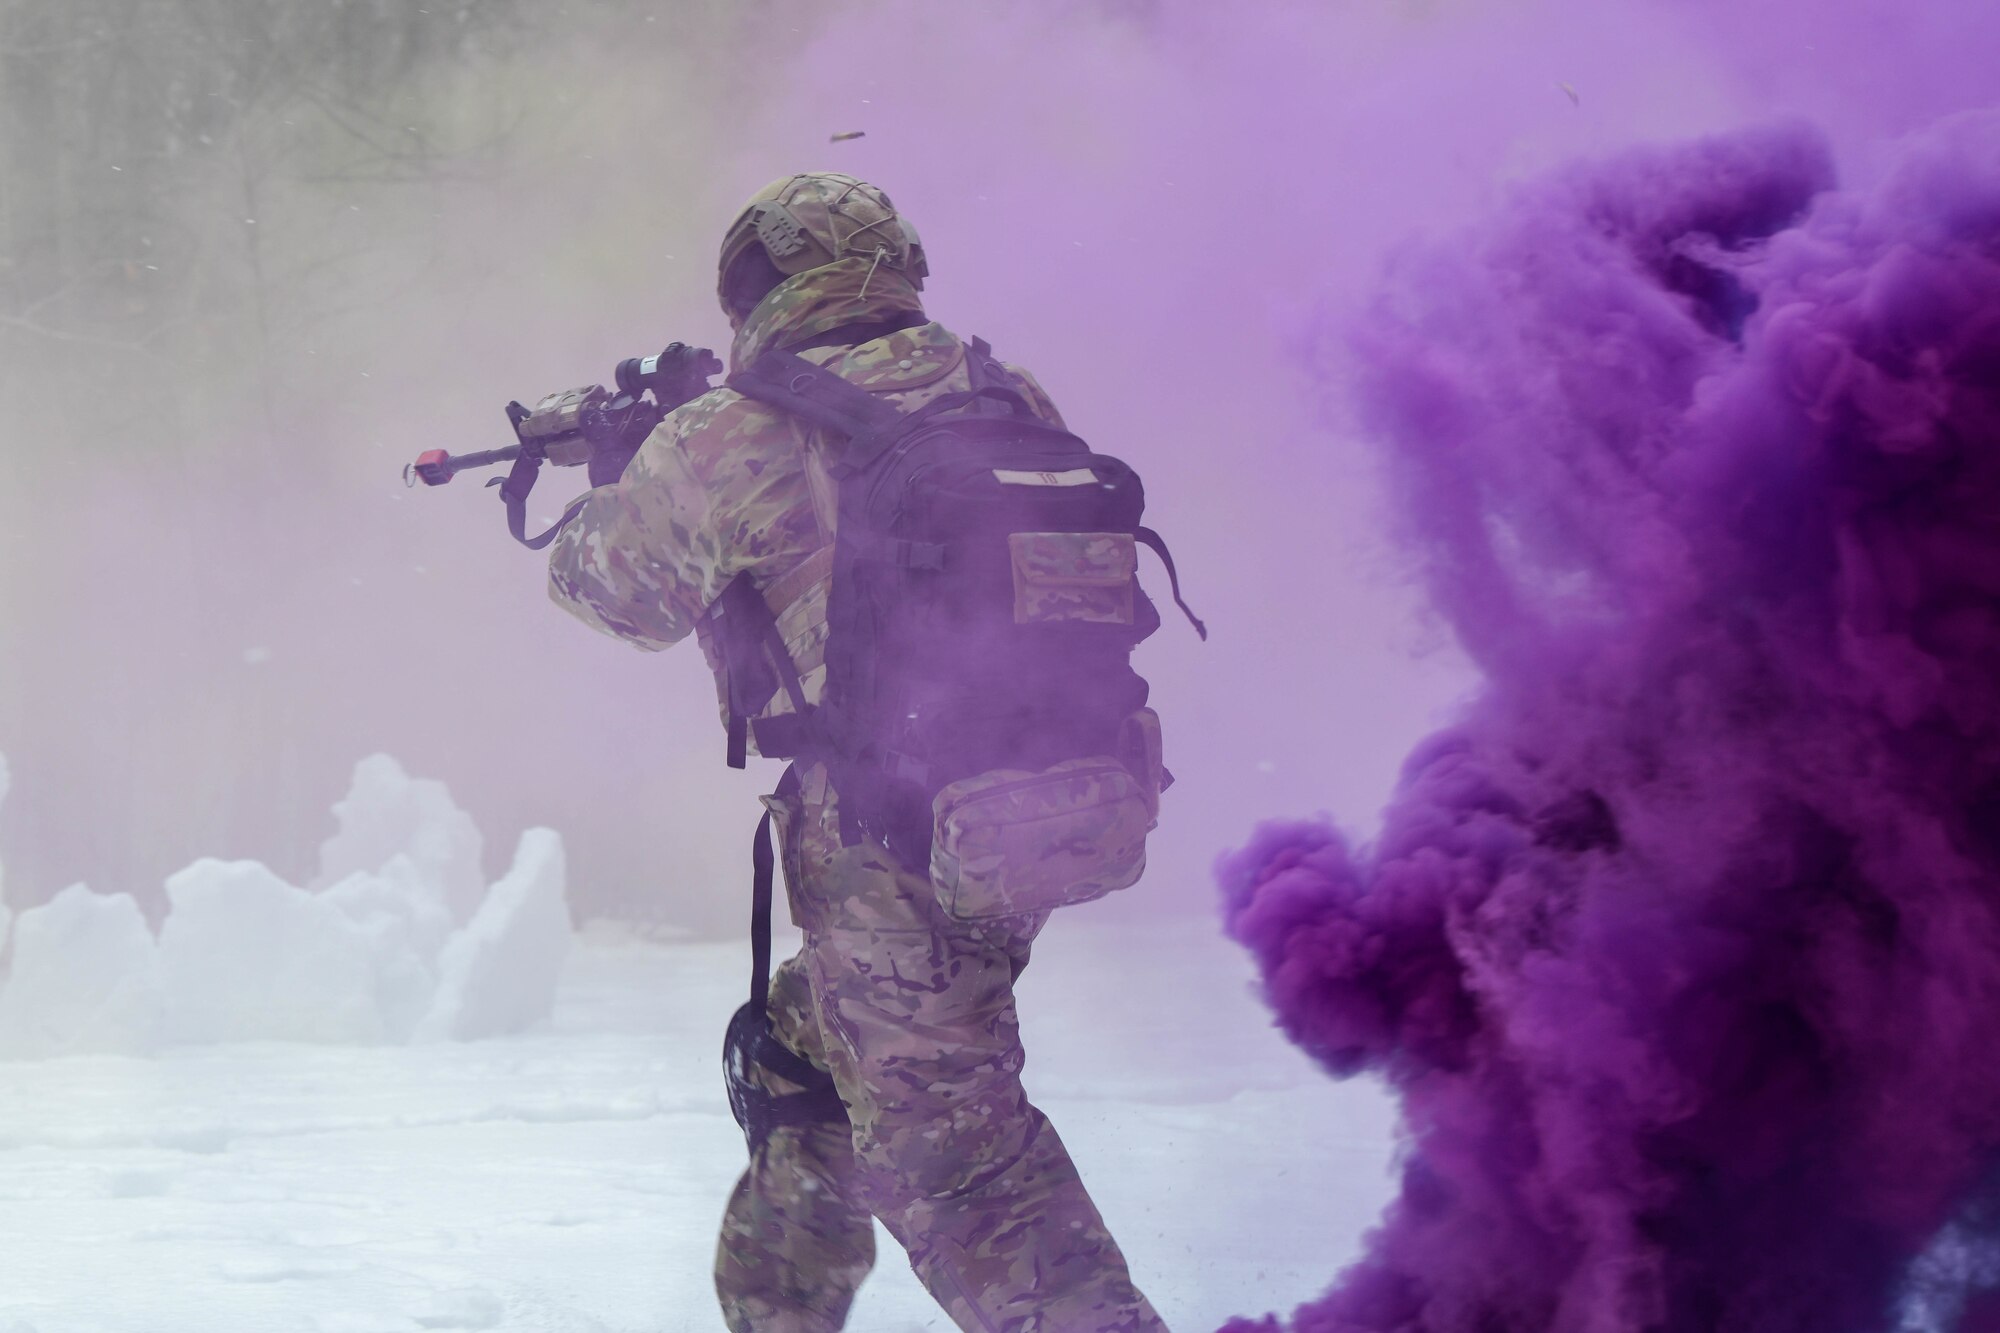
547,256,1064,751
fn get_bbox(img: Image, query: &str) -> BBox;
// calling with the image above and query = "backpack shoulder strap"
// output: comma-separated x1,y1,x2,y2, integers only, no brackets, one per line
704,572,814,769
729,350,909,477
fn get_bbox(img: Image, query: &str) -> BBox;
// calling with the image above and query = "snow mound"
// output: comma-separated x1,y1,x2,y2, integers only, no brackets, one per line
324,853,457,1038
0,749,11,958
0,755,570,1058
312,753,486,923
0,883,163,1057
159,859,400,1044
419,829,569,1042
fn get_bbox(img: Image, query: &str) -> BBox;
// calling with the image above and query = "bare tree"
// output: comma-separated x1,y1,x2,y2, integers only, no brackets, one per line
0,0,531,442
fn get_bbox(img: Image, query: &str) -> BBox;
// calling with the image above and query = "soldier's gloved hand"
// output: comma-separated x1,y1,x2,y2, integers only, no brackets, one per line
588,443,640,488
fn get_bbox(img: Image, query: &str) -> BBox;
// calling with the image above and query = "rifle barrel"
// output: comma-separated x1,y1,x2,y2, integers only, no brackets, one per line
444,445,523,473
406,444,523,487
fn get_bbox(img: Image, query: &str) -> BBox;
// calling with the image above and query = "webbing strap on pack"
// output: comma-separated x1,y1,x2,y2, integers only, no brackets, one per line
729,351,907,475
760,547,833,621
899,383,1036,424
748,799,777,1011
845,530,946,571
1135,526,1209,640
708,573,815,769
731,343,1047,482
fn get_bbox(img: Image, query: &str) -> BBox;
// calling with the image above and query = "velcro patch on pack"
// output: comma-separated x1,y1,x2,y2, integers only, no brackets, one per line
1008,532,1136,625
992,468,1098,487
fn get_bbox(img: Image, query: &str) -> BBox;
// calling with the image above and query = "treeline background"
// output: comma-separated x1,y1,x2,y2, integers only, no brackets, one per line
0,0,775,925
1,0,1984,934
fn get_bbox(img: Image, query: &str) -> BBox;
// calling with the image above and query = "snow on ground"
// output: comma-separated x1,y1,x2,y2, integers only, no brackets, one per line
0,754,1397,1328
417,830,570,1044
0,749,11,958
0,909,1398,1332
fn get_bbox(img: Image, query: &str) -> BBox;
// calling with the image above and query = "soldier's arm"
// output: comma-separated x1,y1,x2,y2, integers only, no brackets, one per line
547,389,818,650
546,398,718,651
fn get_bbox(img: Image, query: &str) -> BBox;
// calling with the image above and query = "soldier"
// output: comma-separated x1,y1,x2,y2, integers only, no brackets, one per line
548,173,1169,1332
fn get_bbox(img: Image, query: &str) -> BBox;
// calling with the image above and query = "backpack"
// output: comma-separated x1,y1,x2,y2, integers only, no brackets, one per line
714,336,1204,921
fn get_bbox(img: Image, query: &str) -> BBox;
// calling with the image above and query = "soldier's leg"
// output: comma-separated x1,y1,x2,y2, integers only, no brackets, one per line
714,951,876,1332
800,834,1168,1333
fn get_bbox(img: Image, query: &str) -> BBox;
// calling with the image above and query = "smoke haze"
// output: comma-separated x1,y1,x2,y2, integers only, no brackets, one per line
2,0,1493,927
4,0,1999,1326
1220,85,2000,1333
0,1,1992,934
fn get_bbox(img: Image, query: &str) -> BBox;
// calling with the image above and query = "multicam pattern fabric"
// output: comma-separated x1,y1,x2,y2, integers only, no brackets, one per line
718,174,926,314
714,954,875,1333
547,256,1062,745
929,755,1156,921
1008,531,1138,625
713,768,1167,1333
1117,707,1169,819
551,260,1161,1329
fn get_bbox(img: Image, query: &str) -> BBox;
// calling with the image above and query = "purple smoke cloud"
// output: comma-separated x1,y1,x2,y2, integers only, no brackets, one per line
1222,109,2000,1332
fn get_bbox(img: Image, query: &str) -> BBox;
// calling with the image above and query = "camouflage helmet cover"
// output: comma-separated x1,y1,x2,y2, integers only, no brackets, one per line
717,172,928,316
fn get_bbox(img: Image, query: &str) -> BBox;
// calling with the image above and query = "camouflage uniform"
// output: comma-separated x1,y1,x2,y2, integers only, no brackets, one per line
549,256,1167,1332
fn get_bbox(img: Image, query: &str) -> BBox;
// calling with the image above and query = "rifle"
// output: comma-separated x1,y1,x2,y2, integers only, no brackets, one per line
404,342,723,549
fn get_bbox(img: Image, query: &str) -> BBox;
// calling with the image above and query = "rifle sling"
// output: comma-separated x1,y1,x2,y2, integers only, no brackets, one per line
499,452,591,551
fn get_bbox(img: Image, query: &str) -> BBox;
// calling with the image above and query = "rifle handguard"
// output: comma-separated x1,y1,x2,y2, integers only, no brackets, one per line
403,341,721,539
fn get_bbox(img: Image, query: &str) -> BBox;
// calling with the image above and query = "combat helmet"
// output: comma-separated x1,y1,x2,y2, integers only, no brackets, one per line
717,173,928,325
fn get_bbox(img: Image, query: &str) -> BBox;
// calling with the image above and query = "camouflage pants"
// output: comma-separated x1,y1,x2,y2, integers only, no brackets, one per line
714,766,1167,1333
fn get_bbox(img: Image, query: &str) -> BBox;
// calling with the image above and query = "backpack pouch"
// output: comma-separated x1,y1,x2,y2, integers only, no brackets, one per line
1008,531,1137,626
929,749,1157,921
1117,706,1169,818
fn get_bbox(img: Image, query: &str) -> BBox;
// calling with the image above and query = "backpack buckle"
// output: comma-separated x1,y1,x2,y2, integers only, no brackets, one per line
885,750,932,785
897,539,946,572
